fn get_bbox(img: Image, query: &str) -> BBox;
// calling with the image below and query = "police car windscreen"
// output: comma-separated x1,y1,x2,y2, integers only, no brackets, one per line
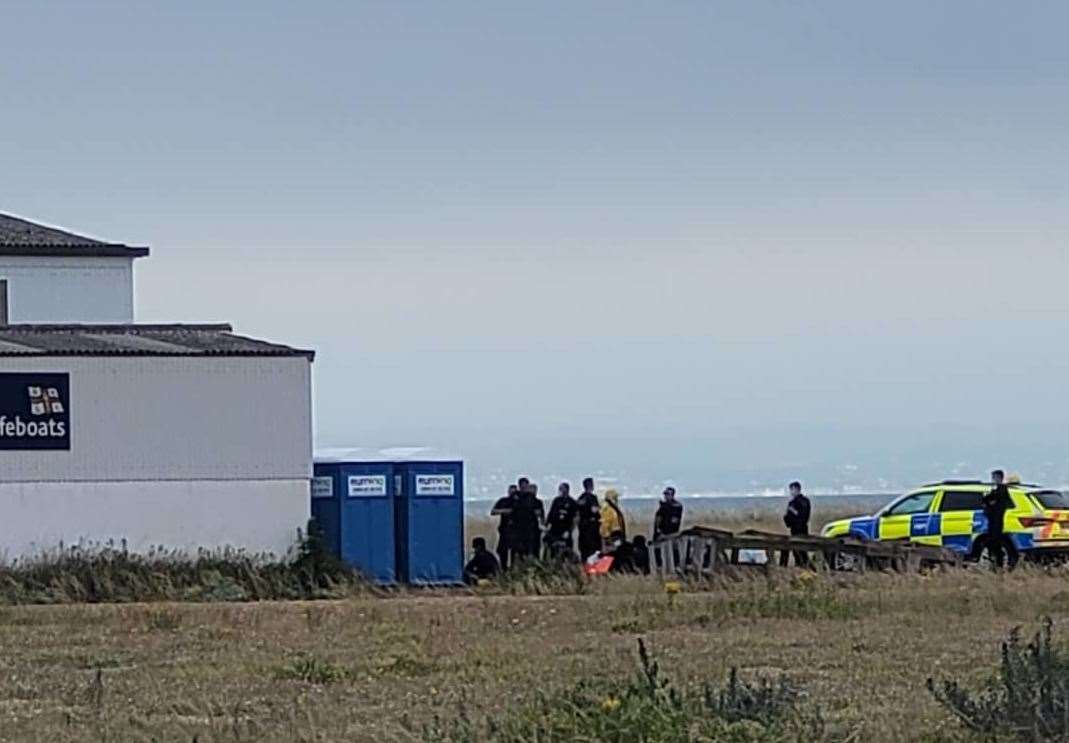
1033,491,1069,510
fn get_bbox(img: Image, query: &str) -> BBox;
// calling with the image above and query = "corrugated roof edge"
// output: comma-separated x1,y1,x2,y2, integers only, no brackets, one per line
0,324,316,361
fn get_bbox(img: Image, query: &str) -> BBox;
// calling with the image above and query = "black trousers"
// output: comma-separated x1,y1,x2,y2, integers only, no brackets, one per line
987,528,1007,568
578,529,601,561
782,528,809,568
496,534,512,572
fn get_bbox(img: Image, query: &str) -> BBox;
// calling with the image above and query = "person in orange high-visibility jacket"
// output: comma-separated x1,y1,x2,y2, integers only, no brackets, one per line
600,489,626,543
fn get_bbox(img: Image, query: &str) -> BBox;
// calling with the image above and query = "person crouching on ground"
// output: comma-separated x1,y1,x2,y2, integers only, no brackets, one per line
606,530,637,573
464,537,500,584
632,535,651,575
600,489,626,546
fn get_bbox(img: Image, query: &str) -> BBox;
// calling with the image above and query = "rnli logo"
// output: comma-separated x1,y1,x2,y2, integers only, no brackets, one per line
28,386,65,416
0,373,71,450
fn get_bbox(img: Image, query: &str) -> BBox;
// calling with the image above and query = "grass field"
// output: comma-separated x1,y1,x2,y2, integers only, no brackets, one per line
4,563,1069,741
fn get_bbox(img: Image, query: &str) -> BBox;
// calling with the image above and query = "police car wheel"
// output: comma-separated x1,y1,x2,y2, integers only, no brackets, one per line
832,535,867,571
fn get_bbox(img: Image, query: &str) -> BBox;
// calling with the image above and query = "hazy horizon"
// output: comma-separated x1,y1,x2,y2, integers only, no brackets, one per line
3,1,1068,494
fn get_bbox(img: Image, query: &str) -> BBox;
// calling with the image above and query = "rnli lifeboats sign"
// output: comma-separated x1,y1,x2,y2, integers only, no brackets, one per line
0,373,70,450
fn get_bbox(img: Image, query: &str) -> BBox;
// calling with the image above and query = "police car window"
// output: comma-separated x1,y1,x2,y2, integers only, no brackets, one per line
939,491,984,512
1033,491,1069,510
885,491,936,516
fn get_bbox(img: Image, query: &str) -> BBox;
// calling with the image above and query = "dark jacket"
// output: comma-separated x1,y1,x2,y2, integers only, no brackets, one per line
983,485,1013,533
464,549,500,584
491,495,517,538
576,492,601,531
546,494,578,536
512,493,544,534
607,540,637,573
653,499,684,540
632,539,651,575
783,494,811,535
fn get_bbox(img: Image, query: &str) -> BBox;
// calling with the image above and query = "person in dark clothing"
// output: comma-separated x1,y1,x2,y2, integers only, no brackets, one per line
511,479,544,561
607,531,637,573
464,537,500,584
576,477,602,561
653,487,684,540
544,481,579,558
652,486,685,569
490,485,519,571
983,469,1014,569
632,535,651,575
782,481,812,568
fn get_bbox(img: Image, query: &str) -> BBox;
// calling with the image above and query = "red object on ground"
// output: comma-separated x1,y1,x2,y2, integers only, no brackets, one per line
584,556,614,576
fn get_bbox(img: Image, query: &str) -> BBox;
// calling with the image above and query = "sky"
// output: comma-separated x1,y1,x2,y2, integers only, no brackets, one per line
2,1,1068,494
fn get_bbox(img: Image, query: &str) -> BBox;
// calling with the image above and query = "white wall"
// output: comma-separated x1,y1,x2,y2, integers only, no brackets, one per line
0,356,312,482
0,256,135,323
0,479,309,558
0,355,313,557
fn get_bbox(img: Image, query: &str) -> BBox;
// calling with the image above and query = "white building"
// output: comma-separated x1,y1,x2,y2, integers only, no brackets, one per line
0,214,314,558
0,214,148,324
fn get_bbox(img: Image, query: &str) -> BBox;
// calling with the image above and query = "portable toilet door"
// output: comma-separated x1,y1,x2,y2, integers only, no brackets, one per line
310,467,342,558
396,461,464,584
313,459,398,584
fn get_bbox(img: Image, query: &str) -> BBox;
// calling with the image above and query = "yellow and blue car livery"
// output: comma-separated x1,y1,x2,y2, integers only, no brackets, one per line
820,480,1069,561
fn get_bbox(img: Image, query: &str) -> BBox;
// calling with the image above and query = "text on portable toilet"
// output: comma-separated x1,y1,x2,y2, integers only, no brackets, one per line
311,477,334,499
415,474,455,496
349,475,388,497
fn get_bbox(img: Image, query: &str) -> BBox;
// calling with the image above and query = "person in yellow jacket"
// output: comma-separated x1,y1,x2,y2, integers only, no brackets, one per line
600,489,627,544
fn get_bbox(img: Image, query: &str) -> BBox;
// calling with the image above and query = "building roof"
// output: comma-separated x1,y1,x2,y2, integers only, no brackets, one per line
0,324,314,360
0,214,149,258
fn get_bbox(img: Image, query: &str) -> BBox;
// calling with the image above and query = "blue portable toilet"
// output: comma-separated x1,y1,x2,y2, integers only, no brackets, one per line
312,448,464,585
390,451,465,585
312,450,398,584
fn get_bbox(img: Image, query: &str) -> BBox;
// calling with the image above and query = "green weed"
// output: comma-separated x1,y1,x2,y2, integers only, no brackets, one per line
929,617,1069,742
418,638,831,742
273,655,350,685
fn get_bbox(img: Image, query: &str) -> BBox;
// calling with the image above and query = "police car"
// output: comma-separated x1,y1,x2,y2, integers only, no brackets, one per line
820,480,1069,567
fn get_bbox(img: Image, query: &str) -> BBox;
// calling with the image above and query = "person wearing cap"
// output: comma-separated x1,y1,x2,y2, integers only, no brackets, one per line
600,489,627,543
463,537,500,584
653,487,684,541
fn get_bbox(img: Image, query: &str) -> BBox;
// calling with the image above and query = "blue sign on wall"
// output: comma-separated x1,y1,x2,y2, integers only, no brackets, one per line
0,373,70,450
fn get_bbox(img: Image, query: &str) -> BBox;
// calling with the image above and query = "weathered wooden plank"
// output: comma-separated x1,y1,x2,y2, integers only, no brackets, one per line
655,527,963,575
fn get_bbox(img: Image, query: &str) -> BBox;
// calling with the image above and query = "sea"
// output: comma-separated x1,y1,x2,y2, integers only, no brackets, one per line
466,493,892,520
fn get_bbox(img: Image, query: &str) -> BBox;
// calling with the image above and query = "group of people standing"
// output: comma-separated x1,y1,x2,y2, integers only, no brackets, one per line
464,478,687,582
